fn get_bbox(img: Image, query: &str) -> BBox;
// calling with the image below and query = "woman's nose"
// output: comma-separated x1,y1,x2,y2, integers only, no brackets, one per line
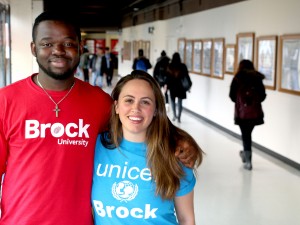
131,102,141,112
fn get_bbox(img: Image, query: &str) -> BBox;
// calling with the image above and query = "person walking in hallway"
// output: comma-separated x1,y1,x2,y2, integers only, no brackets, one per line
90,47,105,87
103,47,115,87
229,59,266,170
166,52,192,123
132,49,152,72
78,46,90,82
153,50,170,110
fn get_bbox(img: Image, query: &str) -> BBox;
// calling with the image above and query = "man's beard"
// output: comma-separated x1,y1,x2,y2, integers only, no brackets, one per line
36,59,79,80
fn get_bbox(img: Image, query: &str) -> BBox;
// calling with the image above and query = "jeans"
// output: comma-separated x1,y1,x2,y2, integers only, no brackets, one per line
170,96,182,120
92,71,103,87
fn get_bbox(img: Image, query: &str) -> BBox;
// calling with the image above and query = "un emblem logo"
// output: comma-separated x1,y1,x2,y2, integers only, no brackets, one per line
112,180,138,202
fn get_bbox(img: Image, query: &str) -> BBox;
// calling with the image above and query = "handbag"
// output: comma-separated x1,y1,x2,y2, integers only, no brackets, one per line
181,74,192,91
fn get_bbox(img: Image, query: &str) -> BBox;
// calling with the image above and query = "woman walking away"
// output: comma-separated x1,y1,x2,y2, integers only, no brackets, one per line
166,52,192,123
229,60,266,170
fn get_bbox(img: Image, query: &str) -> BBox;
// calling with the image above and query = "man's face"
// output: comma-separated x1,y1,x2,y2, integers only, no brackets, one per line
31,20,82,80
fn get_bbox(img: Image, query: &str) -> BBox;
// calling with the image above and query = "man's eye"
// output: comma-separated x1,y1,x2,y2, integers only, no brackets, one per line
64,42,74,47
42,43,52,47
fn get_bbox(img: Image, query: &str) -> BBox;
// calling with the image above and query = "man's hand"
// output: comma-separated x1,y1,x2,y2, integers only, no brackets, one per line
175,140,198,168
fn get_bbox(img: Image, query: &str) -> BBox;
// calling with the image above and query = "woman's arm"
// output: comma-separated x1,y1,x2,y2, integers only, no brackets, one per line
174,191,195,225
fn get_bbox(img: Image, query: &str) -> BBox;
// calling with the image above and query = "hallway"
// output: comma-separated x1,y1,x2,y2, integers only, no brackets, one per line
101,75,300,225
176,111,300,225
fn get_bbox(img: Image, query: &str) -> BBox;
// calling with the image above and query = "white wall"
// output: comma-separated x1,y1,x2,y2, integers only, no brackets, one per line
10,0,43,82
119,0,300,165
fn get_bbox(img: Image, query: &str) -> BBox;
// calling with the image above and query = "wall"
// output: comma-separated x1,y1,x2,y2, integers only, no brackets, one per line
119,0,300,165
10,0,42,82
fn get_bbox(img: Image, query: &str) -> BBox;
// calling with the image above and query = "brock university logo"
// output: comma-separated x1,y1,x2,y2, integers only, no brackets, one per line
112,181,138,202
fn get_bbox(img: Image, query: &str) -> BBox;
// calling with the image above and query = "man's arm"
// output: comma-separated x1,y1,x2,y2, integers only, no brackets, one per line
169,119,203,168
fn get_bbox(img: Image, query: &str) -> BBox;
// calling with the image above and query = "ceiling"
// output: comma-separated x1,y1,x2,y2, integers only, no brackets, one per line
44,0,167,33
43,0,243,33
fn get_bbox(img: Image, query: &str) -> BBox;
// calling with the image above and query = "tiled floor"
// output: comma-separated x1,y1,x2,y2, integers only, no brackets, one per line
103,75,300,225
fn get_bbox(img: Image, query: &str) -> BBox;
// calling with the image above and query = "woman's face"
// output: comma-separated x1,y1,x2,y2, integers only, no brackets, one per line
115,79,157,142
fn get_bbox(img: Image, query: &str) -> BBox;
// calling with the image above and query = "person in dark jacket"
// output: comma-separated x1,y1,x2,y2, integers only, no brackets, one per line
153,50,170,106
132,49,152,72
166,52,192,123
229,59,266,170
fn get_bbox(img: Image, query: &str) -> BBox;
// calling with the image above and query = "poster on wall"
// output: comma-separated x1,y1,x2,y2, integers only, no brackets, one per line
111,39,119,55
85,39,106,54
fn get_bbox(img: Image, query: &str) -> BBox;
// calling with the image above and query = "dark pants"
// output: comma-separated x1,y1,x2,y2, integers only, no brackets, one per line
170,96,183,120
106,72,113,86
164,90,169,104
238,123,255,151
83,68,89,82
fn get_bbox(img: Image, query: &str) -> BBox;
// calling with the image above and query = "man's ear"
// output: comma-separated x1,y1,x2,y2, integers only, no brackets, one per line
30,42,37,57
79,42,84,55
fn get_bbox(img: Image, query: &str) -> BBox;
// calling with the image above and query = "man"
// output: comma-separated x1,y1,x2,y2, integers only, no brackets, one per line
90,47,105,87
132,49,152,72
153,50,170,108
102,47,116,87
78,46,90,82
0,11,197,225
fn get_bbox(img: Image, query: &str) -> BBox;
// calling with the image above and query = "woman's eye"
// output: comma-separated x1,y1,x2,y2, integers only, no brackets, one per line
142,100,150,105
124,99,133,103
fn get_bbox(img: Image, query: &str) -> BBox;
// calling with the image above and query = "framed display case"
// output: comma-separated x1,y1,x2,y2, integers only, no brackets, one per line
225,44,235,74
185,40,193,71
132,41,138,59
278,34,300,95
178,38,186,63
256,35,278,90
212,38,225,79
202,39,213,76
193,40,202,73
236,32,255,68
123,41,131,61
145,41,150,59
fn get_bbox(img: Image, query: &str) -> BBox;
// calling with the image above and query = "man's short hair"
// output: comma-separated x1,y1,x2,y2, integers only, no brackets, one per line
32,11,81,43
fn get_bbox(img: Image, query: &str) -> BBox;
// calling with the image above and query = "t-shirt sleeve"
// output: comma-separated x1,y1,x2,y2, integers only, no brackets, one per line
176,165,196,197
0,98,8,176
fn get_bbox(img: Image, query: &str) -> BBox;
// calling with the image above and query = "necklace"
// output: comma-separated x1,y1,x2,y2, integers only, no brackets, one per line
36,75,75,117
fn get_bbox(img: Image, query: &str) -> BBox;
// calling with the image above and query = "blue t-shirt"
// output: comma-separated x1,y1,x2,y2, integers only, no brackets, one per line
91,136,196,225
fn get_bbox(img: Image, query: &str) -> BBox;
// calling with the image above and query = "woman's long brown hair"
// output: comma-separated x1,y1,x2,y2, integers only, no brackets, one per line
106,70,203,199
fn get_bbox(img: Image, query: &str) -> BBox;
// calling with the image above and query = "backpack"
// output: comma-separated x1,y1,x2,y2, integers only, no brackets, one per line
236,85,262,120
155,66,167,86
136,59,147,71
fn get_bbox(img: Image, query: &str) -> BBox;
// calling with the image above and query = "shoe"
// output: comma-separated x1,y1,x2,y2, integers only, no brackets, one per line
239,151,246,163
243,151,252,170
244,162,252,170
172,117,176,121
177,118,181,123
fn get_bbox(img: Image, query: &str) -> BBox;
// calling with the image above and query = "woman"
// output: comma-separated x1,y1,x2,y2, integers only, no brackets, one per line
166,52,192,123
92,70,203,225
229,60,266,170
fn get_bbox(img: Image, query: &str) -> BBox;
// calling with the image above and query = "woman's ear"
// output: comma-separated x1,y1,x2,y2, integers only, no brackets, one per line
114,100,119,114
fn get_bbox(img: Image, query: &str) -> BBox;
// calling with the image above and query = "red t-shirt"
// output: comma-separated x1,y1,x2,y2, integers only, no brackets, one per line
0,74,112,225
